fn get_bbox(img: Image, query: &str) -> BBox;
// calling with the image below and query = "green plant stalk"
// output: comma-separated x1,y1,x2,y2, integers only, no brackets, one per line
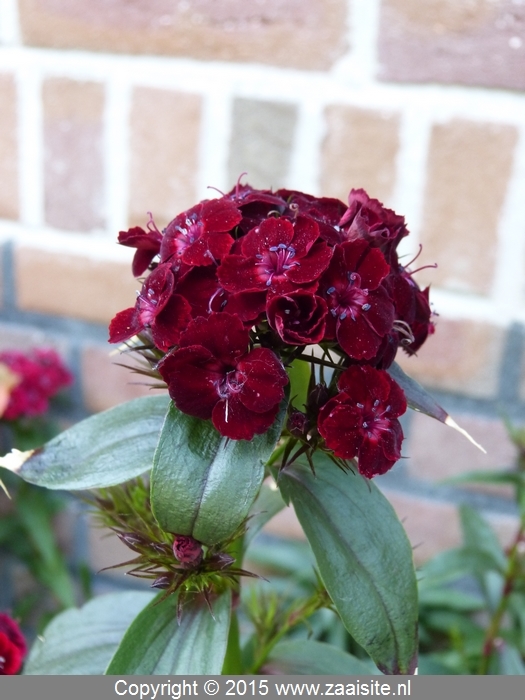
248,593,328,673
478,524,524,674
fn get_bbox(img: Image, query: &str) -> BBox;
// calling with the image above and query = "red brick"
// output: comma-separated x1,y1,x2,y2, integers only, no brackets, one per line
81,344,159,414
43,79,105,232
321,106,400,204
129,88,202,230
378,0,525,90
417,120,517,296
0,74,19,220
19,0,348,71
397,318,505,398
15,244,138,325
406,412,517,497
228,99,297,191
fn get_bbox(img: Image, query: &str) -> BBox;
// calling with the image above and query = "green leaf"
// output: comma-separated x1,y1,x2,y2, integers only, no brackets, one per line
150,401,286,544
265,639,376,675
244,482,286,550
421,547,503,584
24,591,155,674
496,644,525,675
388,362,485,452
1,396,170,490
446,470,525,489
287,358,311,411
278,456,418,675
459,504,507,573
106,590,231,675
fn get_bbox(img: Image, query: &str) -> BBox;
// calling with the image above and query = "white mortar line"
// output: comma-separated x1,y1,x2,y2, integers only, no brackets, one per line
0,0,21,46
287,99,325,195
104,75,132,237
1,47,525,125
491,124,525,311
17,64,44,228
333,0,383,84
198,88,233,199
392,108,433,257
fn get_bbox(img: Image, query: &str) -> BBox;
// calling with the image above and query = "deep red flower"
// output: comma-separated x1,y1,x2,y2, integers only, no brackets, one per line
160,198,241,267
319,241,395,360
0,349,72,421
328,190,408,262
0,614,26,675
267,291,327,345
318,365,407,478
218,215,332,299
118,216,163,277
158,313,288,440
109,263,192,351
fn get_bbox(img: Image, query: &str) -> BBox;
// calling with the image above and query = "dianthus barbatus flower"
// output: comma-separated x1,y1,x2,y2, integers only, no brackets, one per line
319,240,395,360
108,263,192,351
158,313,288,440
318,365,407,478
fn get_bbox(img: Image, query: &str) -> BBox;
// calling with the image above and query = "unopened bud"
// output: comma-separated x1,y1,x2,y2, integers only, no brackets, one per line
173,535,203,567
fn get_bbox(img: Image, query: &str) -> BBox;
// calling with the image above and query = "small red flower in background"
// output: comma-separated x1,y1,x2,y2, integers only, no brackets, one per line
318,365,407,478
0,613,27,675
0,349,72,421
158,313,288,441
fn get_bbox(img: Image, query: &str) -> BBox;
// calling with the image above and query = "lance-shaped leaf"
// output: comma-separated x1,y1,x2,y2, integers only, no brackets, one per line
151,401,286,545
106,590,231,675
388,362,485,452
24,591,155,674
0,395,170,490
265,639,378,675
279,456,418,675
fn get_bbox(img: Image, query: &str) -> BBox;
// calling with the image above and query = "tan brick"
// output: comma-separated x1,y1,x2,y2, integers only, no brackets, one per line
43,78,105,232
0,74,19,220
129,88,201,230
397,318,505,398
405,412,517,497
15,245,138,325
228,99,297,191
19,0,348,71
321,106,400,205
378,0,525,90
81,344,160,414
418,120,517,295
382,490,518,564
87,520,138,580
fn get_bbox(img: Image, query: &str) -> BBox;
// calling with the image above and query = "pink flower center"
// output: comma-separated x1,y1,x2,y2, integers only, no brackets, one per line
216,368,246,399
327,272,371,321
256,243,299,287
174,216,204,252
357,399,392,442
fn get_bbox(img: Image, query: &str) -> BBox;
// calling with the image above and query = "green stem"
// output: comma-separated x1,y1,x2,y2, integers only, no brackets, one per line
478,525,524,674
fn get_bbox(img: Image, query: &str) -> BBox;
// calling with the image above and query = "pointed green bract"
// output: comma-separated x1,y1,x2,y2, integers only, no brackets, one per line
24,591,156,674
150,401,287,544
106,591,231,675
2,395,170,490
279,456,418,675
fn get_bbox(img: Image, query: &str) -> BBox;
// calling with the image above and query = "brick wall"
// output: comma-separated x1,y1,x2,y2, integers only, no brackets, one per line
1,0,524,571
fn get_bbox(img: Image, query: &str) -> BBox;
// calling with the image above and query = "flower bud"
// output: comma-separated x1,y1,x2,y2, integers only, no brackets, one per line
173,535,203,567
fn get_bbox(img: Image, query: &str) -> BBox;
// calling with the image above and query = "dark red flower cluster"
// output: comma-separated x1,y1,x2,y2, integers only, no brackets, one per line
0,349,73,421
0,613,27,675
110,183,435,476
